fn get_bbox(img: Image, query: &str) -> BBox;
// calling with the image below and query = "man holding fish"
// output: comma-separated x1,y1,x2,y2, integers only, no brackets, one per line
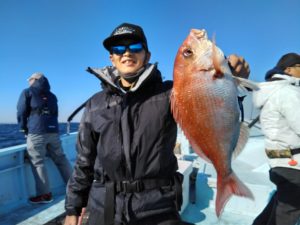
64,23,250,225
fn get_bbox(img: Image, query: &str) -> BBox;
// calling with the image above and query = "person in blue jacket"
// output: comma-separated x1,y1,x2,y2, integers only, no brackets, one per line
17,72,72,204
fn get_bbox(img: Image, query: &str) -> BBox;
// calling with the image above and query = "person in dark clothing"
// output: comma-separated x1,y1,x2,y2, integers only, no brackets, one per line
17,73,73,204
64,23,250,225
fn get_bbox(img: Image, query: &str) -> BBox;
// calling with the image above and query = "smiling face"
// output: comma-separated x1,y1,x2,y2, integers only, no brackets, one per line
109,39,151,84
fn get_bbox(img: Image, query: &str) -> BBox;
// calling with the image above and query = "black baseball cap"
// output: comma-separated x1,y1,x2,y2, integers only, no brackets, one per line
265,53,300,80
276,53,300,70
103,23,148,52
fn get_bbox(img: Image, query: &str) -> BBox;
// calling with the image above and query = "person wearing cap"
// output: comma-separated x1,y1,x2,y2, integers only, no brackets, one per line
64,23,250,225
252,53,300,225
17,73,72,204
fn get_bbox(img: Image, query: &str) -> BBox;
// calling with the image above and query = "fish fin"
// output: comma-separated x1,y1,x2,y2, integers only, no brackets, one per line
233,76,260,91
216,173,254,217
189,140,211,163
170,90,184,128
232,122,250,159
212,35,224,79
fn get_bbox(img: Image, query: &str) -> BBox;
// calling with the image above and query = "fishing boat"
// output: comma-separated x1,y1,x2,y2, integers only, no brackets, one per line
0,94,275,225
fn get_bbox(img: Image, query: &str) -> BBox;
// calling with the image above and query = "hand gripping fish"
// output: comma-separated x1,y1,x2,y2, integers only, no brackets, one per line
171,29,257,217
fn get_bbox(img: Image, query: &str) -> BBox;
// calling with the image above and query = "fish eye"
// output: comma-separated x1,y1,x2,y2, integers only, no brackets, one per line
183,48,193,58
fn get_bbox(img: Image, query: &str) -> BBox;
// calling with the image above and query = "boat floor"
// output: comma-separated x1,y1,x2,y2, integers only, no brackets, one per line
2,197,255,225
181,204,254,225
1,194,65,225
2,198,254,225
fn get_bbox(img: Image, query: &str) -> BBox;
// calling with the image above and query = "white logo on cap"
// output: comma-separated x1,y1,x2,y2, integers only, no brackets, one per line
114,26,135,35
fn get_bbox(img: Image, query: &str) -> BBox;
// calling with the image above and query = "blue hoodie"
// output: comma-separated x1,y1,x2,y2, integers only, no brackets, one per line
17,76,59,134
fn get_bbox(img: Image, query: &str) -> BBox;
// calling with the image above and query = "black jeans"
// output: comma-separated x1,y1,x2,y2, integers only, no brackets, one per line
252,167,300,225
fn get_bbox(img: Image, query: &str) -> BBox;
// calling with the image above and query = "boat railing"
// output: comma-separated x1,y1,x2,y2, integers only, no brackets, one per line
0,132,78,217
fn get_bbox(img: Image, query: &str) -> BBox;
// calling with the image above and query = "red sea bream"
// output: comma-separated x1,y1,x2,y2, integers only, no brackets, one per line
171,29,254,217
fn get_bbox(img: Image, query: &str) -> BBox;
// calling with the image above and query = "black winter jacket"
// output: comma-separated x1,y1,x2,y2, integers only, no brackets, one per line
65,64,180,224
17,76,59,134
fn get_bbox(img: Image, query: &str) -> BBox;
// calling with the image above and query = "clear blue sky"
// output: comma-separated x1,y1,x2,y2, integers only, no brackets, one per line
1,0,299,123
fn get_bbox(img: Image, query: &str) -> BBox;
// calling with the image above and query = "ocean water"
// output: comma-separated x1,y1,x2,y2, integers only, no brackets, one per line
0,123,79,149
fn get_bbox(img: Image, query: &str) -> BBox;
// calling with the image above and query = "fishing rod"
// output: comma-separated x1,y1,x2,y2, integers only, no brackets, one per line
247,115,260,128
66,100,88,134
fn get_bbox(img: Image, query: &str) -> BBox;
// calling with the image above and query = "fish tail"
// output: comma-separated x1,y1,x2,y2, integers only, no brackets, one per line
215,172,254,217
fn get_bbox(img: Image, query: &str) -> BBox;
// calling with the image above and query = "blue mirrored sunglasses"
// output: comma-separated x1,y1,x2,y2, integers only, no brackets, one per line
111,43,144,55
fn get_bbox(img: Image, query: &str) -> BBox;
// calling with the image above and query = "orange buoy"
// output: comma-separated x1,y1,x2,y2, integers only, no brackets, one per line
288,159,298,166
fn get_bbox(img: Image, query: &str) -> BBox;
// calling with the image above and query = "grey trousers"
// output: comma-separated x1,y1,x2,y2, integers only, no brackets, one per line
27,133,73,195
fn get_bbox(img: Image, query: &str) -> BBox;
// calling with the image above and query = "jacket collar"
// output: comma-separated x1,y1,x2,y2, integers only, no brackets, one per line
87,63,158,93
272,74,300,86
